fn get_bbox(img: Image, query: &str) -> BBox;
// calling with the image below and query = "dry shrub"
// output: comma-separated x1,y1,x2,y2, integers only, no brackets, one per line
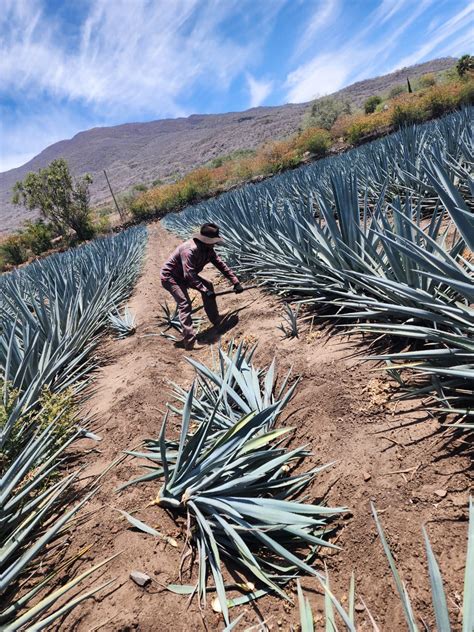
130,77,474,222
333,78,474,142
293,127,331,157
0,234,28,269
342,110,392,144
131,167,214,218
256,139,299,174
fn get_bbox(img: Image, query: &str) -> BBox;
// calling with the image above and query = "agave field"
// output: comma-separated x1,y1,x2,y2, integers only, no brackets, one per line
163,108,474,428
0,226,147,629
1,107,472,630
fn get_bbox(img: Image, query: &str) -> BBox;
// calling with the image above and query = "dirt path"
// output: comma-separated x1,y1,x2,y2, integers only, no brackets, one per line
65,223,471,631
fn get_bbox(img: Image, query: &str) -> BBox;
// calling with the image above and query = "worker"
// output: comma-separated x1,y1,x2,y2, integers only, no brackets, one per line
160,223,243,350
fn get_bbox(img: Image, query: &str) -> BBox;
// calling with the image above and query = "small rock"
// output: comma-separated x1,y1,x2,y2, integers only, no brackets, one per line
363,472,371,482
130,570,151,587
355,603,365,612
434,489,447,498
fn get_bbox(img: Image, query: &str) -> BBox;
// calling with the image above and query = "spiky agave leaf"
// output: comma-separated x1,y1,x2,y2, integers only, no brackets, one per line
169,342,299,430
372,499,473,631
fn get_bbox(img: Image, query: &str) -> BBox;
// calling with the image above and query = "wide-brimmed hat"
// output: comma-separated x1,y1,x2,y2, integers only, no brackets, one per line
191,223,224,245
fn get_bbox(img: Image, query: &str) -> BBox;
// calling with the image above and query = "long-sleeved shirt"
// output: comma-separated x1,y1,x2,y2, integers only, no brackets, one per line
160,239,239,293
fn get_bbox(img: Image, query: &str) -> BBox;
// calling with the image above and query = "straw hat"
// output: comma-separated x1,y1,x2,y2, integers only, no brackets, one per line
191,223,224,245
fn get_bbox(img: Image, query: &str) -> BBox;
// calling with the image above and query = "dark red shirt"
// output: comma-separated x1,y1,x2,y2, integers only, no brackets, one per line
160,239,239,292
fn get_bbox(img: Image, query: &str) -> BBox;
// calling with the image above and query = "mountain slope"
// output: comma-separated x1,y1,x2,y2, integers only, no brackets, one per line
0,57,455,234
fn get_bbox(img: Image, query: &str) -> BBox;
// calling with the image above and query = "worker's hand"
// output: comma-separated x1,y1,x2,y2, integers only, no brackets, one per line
204,289,215,299
233,283,244,294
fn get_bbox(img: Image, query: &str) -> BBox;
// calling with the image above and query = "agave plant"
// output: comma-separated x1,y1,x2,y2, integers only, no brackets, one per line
278,304,300,339
157,300,203,340
169,342,299,430
1,226,147,627
123,347,344,625
108,306,136,338
371,500,473,632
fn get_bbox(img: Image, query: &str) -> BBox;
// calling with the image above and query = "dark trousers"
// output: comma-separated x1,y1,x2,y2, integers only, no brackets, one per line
161,277,219,341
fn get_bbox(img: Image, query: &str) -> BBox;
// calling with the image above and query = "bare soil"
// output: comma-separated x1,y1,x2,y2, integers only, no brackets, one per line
62,223,471,631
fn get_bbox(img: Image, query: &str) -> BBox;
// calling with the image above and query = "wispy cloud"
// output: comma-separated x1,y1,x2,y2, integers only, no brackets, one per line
0,0,267,117
292,0,340,60
0,103,97,172
246,74,273,107
392,2,473,70
0,0,285,170
286,52,351,102
284,0,439,102
0,0,470,172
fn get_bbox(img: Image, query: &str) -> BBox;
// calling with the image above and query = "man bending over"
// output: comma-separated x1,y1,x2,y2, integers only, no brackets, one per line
160,223,243,350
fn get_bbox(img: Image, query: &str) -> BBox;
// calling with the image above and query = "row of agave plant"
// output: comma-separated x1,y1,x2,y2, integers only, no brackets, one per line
123,344,473,630
163,108,473,428
0,226,147,629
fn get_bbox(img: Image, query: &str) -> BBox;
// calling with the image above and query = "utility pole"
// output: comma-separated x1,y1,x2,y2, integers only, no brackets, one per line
103,170,125,222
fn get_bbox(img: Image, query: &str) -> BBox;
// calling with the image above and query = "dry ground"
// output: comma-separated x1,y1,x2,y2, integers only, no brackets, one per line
61,223,471,631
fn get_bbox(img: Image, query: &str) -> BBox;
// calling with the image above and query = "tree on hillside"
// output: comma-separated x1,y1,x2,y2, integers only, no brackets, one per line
12,158,94,241
456,54,474,77
305,96,351,130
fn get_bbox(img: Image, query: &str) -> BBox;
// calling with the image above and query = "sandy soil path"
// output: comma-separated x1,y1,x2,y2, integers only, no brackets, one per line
64,223,471,631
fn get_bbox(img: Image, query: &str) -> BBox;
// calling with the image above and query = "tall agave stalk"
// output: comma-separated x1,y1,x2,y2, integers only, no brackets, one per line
1,226,147,628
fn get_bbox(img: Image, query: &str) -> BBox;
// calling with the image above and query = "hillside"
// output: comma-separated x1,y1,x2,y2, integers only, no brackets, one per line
0,56,455,234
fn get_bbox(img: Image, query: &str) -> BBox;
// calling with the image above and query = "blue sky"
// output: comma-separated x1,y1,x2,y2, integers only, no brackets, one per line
0,0,472,172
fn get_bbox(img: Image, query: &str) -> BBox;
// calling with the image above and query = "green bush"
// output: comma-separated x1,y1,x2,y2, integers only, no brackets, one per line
417,73,436,89
391,101,425,128
12,158,95,241
295,128,331,156
456,54,474,78
95,214,112,234
459,80,474,105
21,220,54,255
0,381,77,466
364,95,382,114
0,235,28,267
388,84,406,99
305,96,351,130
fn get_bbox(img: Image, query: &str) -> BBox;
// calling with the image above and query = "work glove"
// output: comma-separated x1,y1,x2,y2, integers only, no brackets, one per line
204,289,215,299
233,283,244,294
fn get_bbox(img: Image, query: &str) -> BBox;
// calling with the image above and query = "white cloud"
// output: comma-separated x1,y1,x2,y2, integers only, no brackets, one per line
286,53,350,102
392,3,473,70
292,0,340,59
246,74,273,107
0,0,285,170
0,0,272,118
284,0,437,102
